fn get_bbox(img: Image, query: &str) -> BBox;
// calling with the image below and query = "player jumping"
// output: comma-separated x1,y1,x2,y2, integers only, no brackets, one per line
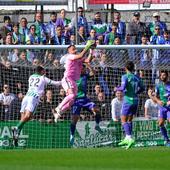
70,63,102,146
54,40,96,122
11,66,61,146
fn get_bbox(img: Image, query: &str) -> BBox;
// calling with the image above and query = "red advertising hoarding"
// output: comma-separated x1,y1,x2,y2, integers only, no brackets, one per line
88,0,170,4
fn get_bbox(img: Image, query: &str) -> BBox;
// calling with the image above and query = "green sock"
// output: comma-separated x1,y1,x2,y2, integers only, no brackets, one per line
16,121,25,135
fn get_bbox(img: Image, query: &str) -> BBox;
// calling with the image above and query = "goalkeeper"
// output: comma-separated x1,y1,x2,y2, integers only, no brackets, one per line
54,40,96,122
70,63,102,146
11,66,61,146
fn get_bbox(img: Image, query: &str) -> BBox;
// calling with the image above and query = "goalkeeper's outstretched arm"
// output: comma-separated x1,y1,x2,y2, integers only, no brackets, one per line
72,40,96,60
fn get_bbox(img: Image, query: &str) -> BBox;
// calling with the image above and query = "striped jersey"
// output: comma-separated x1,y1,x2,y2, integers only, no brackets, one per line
26,73,59,98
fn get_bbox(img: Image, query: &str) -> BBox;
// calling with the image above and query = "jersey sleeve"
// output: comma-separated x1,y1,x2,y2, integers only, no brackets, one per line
44,77,61,87
155,84,159,97
116,75,127,92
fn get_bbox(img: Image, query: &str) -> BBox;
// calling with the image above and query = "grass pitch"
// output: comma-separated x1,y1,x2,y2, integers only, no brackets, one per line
0,147,169,170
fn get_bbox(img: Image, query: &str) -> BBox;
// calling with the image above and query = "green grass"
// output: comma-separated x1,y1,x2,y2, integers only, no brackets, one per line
0,147,170,170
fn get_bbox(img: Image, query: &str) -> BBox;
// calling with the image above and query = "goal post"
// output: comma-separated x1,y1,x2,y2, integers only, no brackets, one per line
0,45,169,149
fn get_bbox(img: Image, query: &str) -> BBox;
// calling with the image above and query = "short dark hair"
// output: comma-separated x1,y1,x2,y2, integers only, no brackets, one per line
67,45,75,51
78,7,83,10
35,66,45,74
4,16,11,22
50,11,57,16
160,70,168,77
125,61,135,72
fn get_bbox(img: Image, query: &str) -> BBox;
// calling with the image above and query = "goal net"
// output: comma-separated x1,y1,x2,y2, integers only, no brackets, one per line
0,45,169,149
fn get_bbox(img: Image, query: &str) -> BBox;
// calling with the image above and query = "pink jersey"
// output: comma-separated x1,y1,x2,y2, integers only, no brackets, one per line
64,54,83,81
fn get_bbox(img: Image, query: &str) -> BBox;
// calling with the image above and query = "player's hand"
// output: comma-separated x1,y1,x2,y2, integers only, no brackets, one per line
85,40,96,51
157,100,163,106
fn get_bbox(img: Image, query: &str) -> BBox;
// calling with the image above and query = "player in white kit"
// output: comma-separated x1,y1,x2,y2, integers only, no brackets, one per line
54,40,96,122
11,66,61,146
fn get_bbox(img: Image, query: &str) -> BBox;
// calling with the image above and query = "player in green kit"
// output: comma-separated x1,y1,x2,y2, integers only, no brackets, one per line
148,70,170,146
116,61,144,149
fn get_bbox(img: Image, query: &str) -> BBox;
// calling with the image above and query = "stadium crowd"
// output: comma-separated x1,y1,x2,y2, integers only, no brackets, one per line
0,7,169,122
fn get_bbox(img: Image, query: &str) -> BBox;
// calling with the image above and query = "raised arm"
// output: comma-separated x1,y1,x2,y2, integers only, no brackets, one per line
72,40,96,60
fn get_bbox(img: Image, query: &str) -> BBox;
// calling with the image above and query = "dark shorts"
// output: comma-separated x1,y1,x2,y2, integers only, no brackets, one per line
121,102,138,116
72,97,95,115
158,106,170,119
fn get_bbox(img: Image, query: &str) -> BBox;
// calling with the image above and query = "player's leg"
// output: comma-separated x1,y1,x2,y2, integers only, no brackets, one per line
11,96,38,146
158,107,170,146
54,78,77,121
70,115,79,146
70,99,81,146
125,104,137,149
118,103,132,146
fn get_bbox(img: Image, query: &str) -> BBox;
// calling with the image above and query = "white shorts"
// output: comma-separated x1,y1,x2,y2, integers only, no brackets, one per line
20,96,39,113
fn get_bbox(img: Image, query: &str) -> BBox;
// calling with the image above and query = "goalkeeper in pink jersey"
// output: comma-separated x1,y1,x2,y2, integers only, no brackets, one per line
54,40,96,122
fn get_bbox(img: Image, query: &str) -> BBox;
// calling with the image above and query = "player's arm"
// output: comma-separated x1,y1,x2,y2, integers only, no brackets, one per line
148,87,164,106
84,49,95,64
44,77,61,87
71,40,96,60
116,75,127,92
84,62,95,77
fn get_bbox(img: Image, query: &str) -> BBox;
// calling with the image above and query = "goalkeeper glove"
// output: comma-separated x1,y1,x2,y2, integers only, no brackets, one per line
85,40,96,51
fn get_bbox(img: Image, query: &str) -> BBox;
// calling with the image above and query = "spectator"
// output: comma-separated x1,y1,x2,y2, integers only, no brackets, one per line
32,58,42,66
159,30,170,44
150,25,164,82
0,16,12,44
57,88,66,103
44,51,55,67
77,26,87,45
26,24,40,45
69,34,76,45
112,11,126,43
52,59,60,69
7,49,19,63
12,22,22,44
10,92,24,120
34,12,48,44
140,35,152,69
19,17,29,44
70,7,89,37
111,89,123,121
16,51,31,65
46,12,57,44
0,84,16,120
88,29,97,41
56,9,71,30
104,22,118,45
144,88,159,119
95,92,109,120
91,12,107,36
39,89,56,123
148,12,167,36
127,12,147,44
91,84,102,101
5,33,13,45
53,26,67,45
